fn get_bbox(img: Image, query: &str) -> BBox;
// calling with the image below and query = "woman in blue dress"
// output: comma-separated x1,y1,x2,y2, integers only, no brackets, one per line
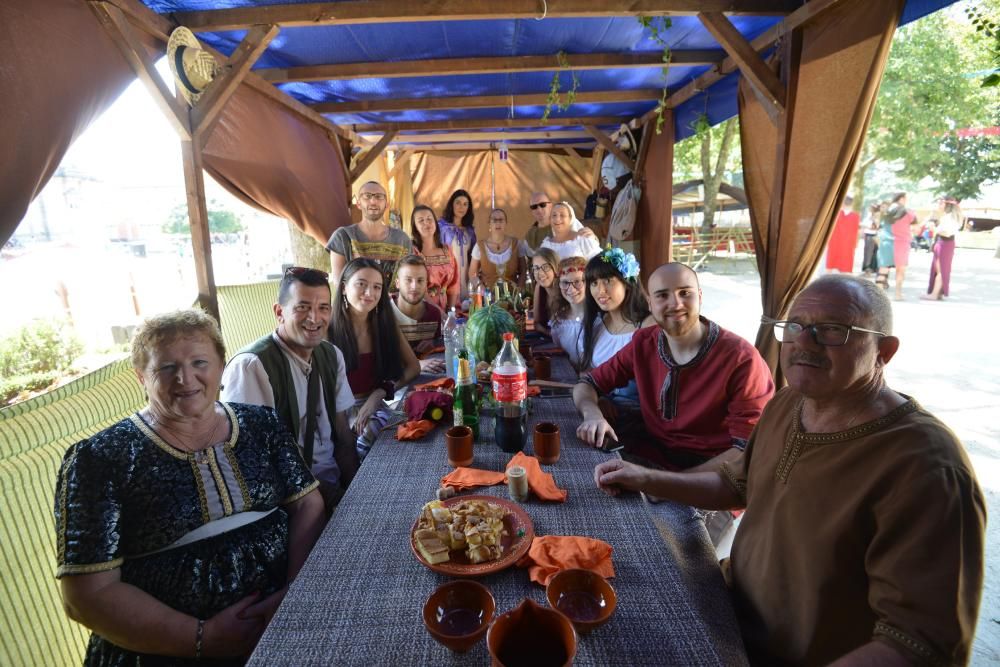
437,189,476,301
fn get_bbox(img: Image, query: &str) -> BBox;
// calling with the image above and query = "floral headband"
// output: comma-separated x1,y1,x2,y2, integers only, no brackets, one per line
600,246,640,281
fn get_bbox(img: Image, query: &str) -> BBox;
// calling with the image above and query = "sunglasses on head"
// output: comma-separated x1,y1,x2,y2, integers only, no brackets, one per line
529,202,551,211
285,266,330,281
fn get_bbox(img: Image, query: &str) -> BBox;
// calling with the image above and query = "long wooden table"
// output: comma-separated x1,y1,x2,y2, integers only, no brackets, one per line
249,358,748,665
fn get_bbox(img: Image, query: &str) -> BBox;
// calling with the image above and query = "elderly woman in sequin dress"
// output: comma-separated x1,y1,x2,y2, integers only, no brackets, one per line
55,309,325,666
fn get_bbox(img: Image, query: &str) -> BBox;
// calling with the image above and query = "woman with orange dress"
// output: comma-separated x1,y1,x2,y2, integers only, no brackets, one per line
410,205,459,311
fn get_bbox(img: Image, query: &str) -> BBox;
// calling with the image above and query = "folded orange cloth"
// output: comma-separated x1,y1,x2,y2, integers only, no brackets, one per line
396,419,436,441
506,452,567,502
526,386,541,397
441,467,506,491
415,377,455,392
517,535,615,586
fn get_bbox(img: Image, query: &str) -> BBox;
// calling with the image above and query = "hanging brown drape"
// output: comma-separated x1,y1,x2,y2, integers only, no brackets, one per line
410,150,590,242
0,0,140,245
740,0,904,381
202,85,351,246
636,114,675,280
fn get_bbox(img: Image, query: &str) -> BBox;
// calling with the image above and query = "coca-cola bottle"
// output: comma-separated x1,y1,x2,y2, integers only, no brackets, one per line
492,332,528,453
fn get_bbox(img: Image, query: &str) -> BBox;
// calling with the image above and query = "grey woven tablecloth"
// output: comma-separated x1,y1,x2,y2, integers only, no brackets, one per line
250,359,748,666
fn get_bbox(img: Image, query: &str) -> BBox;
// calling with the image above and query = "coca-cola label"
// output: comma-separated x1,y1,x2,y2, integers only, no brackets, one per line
492,371,527,402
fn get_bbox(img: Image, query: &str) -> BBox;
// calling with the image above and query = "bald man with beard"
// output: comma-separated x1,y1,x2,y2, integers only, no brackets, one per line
594,274,985,666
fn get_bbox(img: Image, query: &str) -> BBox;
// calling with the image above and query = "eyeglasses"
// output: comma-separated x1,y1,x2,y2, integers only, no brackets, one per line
285,266,330,281
529,202,551,211
532,265,555,275
359,192,387,202
489,217,506,223
559,279,584,290
764,317,886,347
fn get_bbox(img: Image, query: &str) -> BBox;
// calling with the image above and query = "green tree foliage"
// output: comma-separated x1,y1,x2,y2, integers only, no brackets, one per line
0,319,83,404
673,116,742,230
162,200,245,235
966,1,1000,87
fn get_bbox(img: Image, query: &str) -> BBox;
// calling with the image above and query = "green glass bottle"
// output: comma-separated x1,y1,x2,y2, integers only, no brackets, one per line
453,355,479,439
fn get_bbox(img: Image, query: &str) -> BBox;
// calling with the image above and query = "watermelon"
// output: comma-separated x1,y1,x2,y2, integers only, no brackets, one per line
465,304,519,365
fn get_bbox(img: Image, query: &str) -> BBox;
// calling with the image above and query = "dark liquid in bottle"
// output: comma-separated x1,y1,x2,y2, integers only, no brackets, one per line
437,607,483,636
556,591,605,621
495,414,527,453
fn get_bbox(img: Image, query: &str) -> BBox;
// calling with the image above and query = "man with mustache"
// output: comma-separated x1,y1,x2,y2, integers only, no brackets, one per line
222,267,359,512
575,262,774,471
327,180,413,286
594,274,985,666
392,255,446,374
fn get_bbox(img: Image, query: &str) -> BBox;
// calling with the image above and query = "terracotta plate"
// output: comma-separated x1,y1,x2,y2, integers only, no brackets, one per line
411,495,534,577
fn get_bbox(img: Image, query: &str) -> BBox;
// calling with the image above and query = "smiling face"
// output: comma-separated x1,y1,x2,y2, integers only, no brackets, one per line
345,267,384,315
559,268,586,305
452,195,471,220
531,256,556,288
589,275,627,314
529,193,552,225
412,208,438,243
137,333,223,421
550,204,573,239
275,281,332,358
395,263,428,306
647,264,702,338
357,182,388,222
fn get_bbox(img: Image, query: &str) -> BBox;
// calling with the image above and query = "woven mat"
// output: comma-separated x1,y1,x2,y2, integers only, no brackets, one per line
250,398,747,666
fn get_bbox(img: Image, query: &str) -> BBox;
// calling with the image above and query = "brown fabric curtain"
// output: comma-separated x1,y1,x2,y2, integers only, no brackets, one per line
0,0,140,245
740,0,904,380
202,85,351,246
636,114,675,280
410,150,591,242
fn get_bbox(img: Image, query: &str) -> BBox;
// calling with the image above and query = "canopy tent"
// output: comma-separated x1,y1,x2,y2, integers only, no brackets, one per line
0,0,957,375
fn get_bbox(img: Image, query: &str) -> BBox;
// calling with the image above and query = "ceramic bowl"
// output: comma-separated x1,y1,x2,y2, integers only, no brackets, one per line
423,580,495,652
545,568,617,634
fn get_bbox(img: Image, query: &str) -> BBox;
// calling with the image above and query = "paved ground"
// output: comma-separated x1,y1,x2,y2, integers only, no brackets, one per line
696,245,1000,665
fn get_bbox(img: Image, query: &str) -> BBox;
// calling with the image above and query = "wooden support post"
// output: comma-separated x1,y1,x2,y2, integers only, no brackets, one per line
591,147,605,192
180,139,220,323
699,12,786,116
583,126,635,173
387,150,413,182
632,121,655,182
350,132,397,182
192,24,279,144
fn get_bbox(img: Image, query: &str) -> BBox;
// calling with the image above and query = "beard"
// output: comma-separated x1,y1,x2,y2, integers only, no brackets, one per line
400,291,425,306
658,310,697,337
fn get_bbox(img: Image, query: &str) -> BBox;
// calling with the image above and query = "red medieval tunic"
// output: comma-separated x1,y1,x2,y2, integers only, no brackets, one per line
825,209,861,273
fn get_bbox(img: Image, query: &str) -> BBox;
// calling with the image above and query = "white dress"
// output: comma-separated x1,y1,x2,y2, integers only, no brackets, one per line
540,234,601,261
549,316,584,368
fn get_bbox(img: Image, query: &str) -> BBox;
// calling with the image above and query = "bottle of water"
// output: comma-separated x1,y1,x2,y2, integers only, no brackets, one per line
492,333,528,453
451,318,475,380
443,307,458,381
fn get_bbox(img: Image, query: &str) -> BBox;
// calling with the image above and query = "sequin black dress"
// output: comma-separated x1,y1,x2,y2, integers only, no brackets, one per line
54,402,318,666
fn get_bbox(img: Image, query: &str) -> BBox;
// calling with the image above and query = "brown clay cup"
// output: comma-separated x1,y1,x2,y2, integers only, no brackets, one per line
446,425,474,467
533,422,560,465
487,597,576,666
533,355,552,381
545,568,617,635
423,580,496,653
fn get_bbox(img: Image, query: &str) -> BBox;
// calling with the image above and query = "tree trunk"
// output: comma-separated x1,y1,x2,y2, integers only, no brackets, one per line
286,222,332,272
851,154,877,213
700,118,738,232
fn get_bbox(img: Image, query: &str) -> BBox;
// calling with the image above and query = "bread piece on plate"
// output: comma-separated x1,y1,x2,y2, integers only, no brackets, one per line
414,529,450,564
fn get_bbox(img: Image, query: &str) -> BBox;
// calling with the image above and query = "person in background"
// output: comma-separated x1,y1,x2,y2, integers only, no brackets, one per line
326,181,414,288
861,202,881,275
876,192,915,301
923,198,962,301
468,207,528,290
328,258,420,460
410,204,459,311
222,267,359,511
437,189,476,301
594,274,984,666
392,255,446,374
824,195,860,274
540,202,601,261
523,190,591,254
56,309,325,665
548,256,588,369
529,247,562,338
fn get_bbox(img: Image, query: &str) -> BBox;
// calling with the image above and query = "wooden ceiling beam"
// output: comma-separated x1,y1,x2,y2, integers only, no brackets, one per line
698,12,785,114
349,117,625,132
350,131,397,181
177,1,798,32
384,130,591,143
388,141,597,152
257,50,725,83
583,125,635,172
314,89,661,114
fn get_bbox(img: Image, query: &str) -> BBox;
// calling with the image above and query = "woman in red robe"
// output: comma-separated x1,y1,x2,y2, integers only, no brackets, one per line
825,196,861,273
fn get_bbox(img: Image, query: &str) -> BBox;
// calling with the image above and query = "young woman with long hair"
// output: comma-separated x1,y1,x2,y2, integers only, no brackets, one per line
410,204,459,310
549,256,588,369
529,247,561,338
468,207,528,289
438,189,476,300
328,258,419,459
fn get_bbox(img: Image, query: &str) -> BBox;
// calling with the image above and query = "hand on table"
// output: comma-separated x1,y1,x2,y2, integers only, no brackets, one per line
420,357,446,374
202,593,266,658
576,418,618,449
353,393,384,435
593,459,648,497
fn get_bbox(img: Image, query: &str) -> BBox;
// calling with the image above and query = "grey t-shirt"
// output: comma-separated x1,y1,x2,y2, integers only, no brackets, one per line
326,224,413,284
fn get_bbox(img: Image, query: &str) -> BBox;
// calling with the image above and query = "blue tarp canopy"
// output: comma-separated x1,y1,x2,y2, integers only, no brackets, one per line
144,0,957,148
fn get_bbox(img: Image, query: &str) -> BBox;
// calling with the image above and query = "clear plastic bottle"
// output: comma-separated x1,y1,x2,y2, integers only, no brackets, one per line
492,332,528,453
451,317,473,381
442,307,457,381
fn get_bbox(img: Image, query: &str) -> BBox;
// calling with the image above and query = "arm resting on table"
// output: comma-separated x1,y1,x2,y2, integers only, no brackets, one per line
594,459,743,511
283,488,326,582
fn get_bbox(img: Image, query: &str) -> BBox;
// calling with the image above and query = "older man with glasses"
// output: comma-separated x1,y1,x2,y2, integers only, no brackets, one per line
594,274,985,666
326,180,414,286
523,190,590,255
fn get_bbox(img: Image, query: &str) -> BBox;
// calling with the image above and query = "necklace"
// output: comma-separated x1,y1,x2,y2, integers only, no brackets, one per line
146,409,224,457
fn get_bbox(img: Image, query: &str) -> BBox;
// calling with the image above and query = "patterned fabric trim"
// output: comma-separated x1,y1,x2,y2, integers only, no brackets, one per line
720,464,747,505
191,458,210,524
874,622,945,667
580,374,601,393
730,437,748,451
223,445,252,510
204,448,235,517
656,318,720,421
130,413,188,460
56,446,77,565
56,558,124,578
282,480,320,505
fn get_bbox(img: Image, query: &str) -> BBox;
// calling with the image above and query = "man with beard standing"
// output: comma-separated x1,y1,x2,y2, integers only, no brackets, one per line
593,274,984,665
392,255,446,374
327,180,413,286
574,262,774,471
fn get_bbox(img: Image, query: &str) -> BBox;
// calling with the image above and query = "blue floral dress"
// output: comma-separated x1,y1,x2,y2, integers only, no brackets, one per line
438,219,476,300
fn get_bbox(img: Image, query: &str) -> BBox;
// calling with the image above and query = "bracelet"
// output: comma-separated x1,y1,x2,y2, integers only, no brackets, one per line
195,618,205,659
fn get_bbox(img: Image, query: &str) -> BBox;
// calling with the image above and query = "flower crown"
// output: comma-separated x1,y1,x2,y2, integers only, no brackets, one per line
600,246,640,281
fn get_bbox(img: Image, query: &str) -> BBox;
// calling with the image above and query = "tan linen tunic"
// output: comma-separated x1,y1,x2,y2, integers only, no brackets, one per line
721,388,985,666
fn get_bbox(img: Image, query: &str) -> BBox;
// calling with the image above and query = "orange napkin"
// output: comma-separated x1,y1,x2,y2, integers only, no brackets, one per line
517,535,615,586
441,467,506,492
506,452,567,502
415,377,455,392
526,386,541,397
396,419,436,441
